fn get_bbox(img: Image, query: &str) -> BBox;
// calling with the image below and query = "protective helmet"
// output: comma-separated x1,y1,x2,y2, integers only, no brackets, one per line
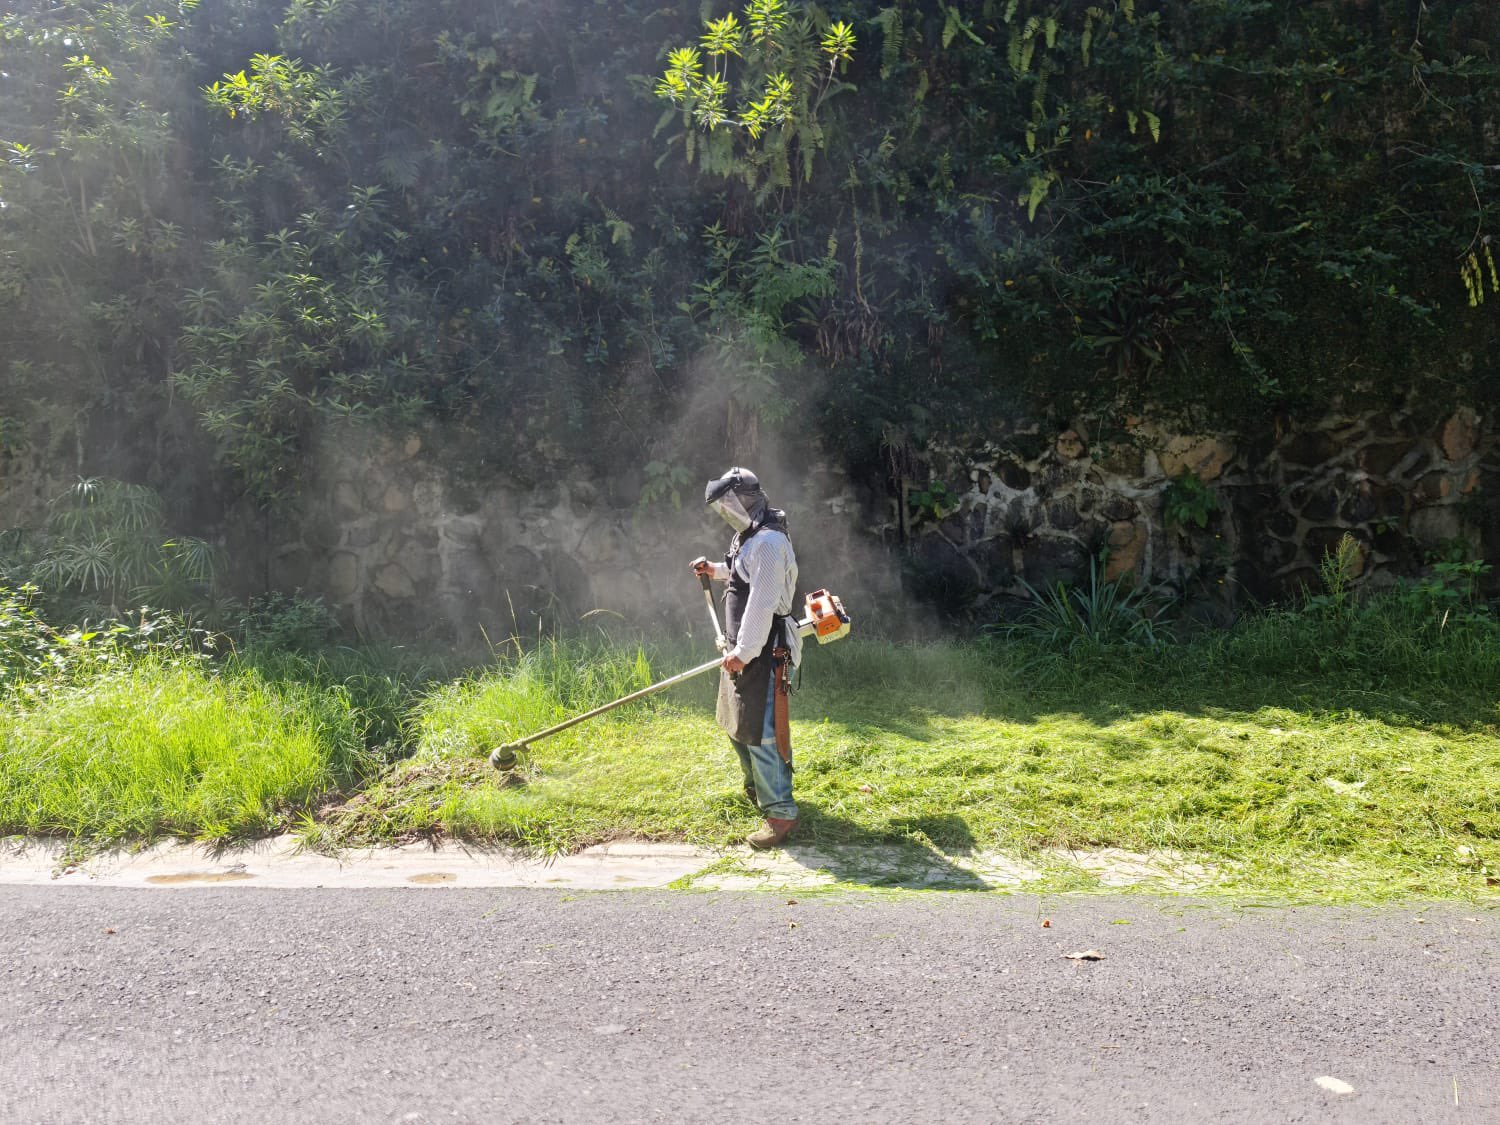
704,466,768,532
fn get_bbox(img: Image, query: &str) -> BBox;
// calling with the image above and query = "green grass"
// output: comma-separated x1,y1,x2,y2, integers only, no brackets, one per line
3,588,1498,903
319,622,1500,902
0,658,365,841
232,641,466,758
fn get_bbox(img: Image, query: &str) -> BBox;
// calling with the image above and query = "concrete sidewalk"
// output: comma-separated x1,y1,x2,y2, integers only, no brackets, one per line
0,833,1237,893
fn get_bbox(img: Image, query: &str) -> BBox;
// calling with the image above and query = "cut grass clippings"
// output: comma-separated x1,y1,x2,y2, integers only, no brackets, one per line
0,658,365,842
318,632,1500,903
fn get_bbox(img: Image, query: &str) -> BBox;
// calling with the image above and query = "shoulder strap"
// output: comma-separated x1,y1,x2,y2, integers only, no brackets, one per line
726,523,765,567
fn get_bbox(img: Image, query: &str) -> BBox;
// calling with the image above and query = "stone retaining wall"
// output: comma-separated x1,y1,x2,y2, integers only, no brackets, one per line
226,429,900,643
5,404,1495,638
902,403,1494,615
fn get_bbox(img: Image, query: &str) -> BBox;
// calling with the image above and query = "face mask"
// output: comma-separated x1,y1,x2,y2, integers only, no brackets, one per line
711,494,753,532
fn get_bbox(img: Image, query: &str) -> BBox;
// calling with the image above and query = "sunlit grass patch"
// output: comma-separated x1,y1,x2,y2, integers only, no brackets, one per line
0,658,364,841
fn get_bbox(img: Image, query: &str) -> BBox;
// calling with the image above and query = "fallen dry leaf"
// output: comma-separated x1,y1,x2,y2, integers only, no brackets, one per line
1042,919,1051,928
858,784,874,793
787,921,799,931
785,899,798,906
1065,949,1105,961
104,928,116,935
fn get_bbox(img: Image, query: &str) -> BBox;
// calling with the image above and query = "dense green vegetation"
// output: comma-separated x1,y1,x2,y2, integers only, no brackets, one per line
3,0,1497,514
0,657,365,839
4,566,1497,901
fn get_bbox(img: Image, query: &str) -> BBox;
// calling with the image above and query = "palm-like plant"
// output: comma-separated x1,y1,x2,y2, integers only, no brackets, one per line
32,479,219,614
1005,557,1168,651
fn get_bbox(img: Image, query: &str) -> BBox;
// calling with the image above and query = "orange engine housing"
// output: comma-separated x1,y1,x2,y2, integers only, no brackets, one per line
803,589,851,645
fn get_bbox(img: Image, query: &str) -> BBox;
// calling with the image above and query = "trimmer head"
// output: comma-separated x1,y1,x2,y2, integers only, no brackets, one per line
489,743,524,771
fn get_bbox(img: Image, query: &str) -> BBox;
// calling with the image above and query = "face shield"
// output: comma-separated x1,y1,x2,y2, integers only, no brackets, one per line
710,492,754,532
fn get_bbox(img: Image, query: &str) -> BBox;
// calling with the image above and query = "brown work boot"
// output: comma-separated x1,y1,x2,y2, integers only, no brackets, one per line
746,817,797,850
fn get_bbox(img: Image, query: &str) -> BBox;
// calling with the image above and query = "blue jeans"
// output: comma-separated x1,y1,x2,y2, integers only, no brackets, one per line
730,673,796,821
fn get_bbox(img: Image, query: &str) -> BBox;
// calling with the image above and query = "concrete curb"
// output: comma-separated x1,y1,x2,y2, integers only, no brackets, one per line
0,837,712,891
0,835,1231,893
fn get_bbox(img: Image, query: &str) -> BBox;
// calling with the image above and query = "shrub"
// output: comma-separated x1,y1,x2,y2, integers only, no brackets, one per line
1,582,217,699
231,590,339,653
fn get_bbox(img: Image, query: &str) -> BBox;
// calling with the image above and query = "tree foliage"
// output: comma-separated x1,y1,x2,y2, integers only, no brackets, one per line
654,0,857,191
1,0,1496,515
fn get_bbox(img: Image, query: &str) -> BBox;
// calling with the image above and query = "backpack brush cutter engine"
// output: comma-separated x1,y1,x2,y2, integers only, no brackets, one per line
488,588,851,771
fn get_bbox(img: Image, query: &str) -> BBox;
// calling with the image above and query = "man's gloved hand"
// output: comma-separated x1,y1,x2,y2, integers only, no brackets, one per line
690,556,713,578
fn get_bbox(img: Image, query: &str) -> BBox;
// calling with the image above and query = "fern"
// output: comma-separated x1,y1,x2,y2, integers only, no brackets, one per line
941,3,983,49
603,207,634,250
873,6,904,78
1461,242,1499,307
1082,5,1106,65
1021,171,1056,221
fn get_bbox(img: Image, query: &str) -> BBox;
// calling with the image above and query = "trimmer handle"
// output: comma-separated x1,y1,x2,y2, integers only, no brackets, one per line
690,556,714,591
692,557,728,653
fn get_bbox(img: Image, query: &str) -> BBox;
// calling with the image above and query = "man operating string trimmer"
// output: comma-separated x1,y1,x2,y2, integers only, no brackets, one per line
693,467,802,850
489,465,848,848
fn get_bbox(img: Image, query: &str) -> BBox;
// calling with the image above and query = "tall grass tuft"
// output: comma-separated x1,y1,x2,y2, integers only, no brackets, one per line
411,638,665,759
233,643,465,759
0,658,365,841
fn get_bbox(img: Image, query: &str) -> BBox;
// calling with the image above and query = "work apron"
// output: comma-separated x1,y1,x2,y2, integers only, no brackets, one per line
715,533,791,748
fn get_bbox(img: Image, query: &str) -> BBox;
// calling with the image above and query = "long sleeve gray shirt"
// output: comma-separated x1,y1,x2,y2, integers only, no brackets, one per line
710,529,801,669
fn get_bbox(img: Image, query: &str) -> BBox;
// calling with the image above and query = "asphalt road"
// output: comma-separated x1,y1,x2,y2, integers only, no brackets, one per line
3,888,1496,1124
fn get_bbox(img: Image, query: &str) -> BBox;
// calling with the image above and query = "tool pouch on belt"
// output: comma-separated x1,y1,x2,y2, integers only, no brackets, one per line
772,646,792,764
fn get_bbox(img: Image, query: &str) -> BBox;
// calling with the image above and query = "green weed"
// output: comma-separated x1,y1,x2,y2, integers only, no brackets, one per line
5,575,1498,903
